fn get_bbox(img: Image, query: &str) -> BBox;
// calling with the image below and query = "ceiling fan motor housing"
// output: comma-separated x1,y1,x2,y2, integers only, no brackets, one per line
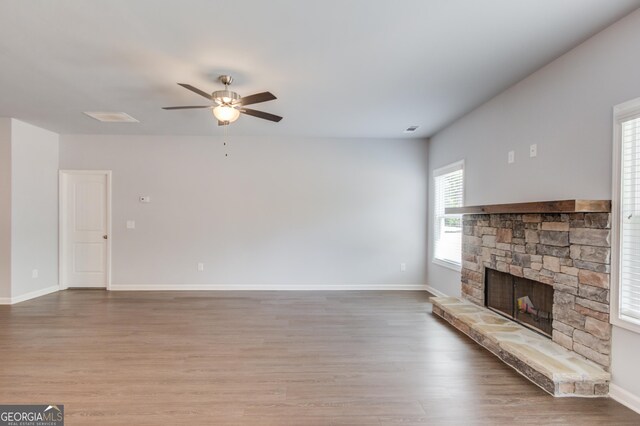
212,90,241,105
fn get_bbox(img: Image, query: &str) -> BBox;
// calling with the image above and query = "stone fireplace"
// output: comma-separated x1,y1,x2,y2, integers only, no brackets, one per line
430,200,613,396
460,211,611,369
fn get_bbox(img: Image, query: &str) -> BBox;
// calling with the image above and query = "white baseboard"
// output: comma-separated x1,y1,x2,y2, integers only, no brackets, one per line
425,285,448,297
109,284,428,291
610,384,640,414
0,285,59,305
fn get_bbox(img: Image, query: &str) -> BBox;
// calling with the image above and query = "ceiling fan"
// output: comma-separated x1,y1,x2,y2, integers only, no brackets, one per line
162,75,282,125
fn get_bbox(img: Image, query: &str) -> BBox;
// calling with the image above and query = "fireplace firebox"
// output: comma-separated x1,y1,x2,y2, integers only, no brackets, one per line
485,268,554,337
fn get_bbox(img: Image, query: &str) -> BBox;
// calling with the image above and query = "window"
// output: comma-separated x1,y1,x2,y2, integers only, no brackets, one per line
612,97,640,333
433,160,464,270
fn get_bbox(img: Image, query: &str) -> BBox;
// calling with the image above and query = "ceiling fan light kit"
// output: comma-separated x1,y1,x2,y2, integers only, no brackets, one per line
213,105,240,123
163,75,282,126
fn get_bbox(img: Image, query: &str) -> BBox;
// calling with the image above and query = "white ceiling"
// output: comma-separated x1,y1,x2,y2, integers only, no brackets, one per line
0,0,638,139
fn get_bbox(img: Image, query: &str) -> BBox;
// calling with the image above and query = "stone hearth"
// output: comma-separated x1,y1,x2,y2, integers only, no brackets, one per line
459,212,612,370
430,297,609,397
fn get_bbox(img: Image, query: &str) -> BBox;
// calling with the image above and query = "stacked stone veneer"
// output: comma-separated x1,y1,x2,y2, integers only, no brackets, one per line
461,212,611,369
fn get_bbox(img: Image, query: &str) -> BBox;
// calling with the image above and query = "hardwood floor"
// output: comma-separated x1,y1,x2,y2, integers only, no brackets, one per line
0,290,638,425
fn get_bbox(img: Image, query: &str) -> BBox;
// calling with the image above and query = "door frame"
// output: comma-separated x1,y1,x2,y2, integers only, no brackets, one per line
59,170,112,291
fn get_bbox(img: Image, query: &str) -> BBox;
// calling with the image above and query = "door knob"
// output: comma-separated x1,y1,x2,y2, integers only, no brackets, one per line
103,235,108,240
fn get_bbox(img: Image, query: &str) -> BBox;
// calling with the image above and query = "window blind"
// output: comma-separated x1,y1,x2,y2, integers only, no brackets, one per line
434,162,464,266
620,115,640,321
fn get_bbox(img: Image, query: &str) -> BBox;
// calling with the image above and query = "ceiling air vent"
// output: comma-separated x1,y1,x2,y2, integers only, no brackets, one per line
404,125,419,133
84,112,139,123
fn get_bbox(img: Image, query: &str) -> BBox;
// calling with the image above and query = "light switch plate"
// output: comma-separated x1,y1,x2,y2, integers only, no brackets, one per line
508,150,515,164
530,144,537,157
139,196,151,203
126,220,136,229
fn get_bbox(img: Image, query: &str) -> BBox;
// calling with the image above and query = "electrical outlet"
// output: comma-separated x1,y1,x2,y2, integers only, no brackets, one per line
32,269,38,279
400,262,407,272
530,144,537,158
197,263,204,272
508,150,515,164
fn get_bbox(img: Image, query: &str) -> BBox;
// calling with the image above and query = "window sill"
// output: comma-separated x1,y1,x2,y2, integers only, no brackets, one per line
611,314,640,335
432,258,461,272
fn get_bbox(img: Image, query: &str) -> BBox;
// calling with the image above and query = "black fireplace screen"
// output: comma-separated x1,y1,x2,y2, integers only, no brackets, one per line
485,268,554,337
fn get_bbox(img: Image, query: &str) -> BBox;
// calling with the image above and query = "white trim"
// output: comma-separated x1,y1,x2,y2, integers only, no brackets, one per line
425,285,448,297
613,97,640,117
58,172,62,289
109,284,428,291
432,257,462,272
433,159,465,178
610,101,640,335
106,171,112,290
610,383,640,415
0,285,58,305
59,170,112,291
611,103,624,330
59,169,114,175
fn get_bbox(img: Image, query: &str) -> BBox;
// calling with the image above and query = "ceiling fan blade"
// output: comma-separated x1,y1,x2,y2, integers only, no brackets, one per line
177,83,212,100
240,108,283,122
237,91,276,106
162,106,211,110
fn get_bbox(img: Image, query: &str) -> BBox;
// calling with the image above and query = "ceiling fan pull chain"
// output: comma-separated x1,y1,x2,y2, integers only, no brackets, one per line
224,123,229,157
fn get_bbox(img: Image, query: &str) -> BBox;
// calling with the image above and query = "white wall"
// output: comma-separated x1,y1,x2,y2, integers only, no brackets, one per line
427,9,640,404
0,119,11,300
10,119,59,298
0,118,59,303
59,134,428,289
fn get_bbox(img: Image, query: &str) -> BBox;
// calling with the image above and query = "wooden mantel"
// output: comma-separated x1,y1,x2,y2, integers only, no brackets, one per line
445,199,611,215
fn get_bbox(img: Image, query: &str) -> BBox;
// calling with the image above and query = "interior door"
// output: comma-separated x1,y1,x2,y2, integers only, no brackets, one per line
61,171,110,288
